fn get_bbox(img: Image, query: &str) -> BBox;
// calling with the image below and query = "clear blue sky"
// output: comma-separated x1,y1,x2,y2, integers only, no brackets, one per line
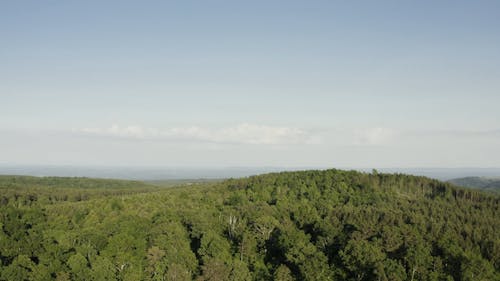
1,0,499,167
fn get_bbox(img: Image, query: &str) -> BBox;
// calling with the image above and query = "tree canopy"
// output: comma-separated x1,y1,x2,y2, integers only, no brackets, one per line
0,170,498,280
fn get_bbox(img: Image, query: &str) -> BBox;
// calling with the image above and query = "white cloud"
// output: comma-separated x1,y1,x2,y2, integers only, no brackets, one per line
77,123,319,145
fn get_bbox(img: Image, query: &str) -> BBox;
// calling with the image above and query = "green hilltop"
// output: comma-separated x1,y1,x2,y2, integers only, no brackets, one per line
0,169,498,280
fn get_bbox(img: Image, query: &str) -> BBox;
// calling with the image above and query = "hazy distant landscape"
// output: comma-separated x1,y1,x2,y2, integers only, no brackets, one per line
448,177,500,192
2,165,500,181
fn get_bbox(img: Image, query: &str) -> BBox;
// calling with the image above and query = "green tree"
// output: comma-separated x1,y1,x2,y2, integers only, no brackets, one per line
90,256,115,281
273,264,295,281
0,255,34,281
340,239,386,280
67,253,91,281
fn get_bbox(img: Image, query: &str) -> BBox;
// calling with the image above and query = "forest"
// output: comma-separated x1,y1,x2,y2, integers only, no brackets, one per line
448,177,500,193
0,169,498,281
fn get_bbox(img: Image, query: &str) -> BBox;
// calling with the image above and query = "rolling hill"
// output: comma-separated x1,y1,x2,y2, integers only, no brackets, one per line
448,176,500,192
0,170,498,280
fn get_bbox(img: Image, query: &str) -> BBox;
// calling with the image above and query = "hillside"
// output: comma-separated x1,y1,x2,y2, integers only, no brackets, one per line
0,175,162,205
0,170,498,280
448,176,500,192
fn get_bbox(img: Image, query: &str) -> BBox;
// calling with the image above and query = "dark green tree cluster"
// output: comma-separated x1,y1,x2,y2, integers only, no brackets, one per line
0,170,498,280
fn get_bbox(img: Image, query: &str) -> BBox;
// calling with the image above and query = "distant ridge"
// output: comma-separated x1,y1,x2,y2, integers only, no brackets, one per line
2,164,500,181
448,176,500,192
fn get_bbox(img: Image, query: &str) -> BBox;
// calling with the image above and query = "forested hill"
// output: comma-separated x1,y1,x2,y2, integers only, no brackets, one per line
0,175,160,205
0,170,498,281
448,176,500,192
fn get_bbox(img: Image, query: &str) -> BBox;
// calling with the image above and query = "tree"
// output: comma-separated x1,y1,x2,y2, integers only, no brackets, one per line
90,256,115,281
341,239,386,280
460,251,496,281
273,264,295,281
67,253,91,281
0,255,34,281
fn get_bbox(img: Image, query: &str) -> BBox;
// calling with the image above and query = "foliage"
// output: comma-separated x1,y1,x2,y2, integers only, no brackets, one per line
0,170,498,280
448,176,500,193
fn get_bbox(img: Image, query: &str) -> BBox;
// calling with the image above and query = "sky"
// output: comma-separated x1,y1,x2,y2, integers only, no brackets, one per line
1,0,499,168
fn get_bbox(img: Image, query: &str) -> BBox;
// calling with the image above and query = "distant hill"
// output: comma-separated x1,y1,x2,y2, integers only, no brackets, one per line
3,164,500,181
448,176,500,192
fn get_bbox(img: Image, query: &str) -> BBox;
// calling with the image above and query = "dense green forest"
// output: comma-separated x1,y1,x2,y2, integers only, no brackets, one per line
0,170,498,281
448,177,500,193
